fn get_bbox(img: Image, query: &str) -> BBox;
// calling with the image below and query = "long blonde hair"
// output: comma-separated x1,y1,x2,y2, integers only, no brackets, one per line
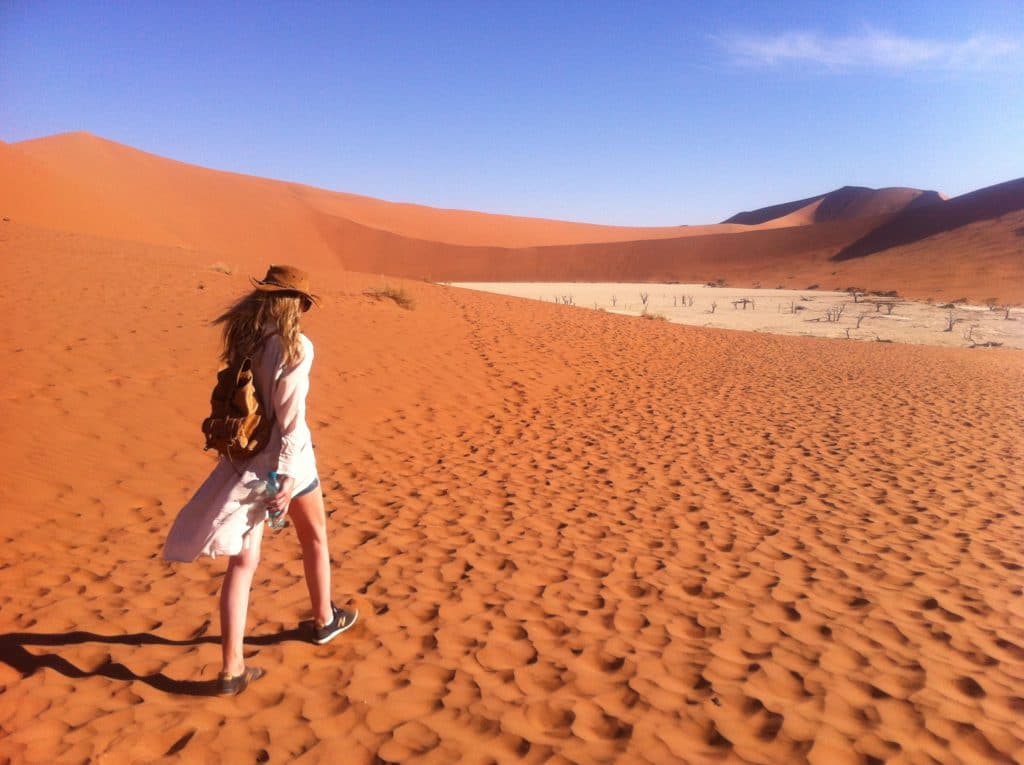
213,291,305,367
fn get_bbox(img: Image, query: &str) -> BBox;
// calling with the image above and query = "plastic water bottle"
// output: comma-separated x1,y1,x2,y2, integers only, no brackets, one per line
265,471,287,529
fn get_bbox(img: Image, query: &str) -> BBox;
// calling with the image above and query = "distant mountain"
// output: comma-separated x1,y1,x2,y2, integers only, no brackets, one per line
724,186,946,226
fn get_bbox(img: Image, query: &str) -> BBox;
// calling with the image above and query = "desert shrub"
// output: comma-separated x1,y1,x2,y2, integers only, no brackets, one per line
364,284,415,310
209,262,234,275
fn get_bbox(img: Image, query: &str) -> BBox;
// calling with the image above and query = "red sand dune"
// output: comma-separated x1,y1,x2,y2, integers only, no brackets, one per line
832,178,1024,261
724,186,946,227
1,220,1022,763
7,132,727,250
3,132,1022,303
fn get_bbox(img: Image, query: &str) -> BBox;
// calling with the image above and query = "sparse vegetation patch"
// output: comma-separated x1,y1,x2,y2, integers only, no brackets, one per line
448,283,1024,349
364,284,416,310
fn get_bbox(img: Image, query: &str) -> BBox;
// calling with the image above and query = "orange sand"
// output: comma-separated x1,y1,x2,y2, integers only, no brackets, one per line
1,135,1023,763
1,220,1022,764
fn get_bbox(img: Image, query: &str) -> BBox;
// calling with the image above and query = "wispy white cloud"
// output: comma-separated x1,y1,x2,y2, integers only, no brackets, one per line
718,28,1020,70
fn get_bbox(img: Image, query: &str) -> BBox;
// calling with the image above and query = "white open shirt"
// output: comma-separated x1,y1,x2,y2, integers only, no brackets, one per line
163,332,319,560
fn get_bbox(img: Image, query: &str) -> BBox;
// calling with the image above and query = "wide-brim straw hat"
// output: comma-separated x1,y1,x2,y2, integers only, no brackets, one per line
250,264,321,306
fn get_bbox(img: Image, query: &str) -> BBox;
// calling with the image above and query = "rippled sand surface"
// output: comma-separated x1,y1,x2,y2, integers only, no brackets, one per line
2,224,1022,764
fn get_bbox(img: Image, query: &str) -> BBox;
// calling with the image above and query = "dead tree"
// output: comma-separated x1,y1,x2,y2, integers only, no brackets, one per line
640,292,650,309
824,304,846,323
943,309,962,332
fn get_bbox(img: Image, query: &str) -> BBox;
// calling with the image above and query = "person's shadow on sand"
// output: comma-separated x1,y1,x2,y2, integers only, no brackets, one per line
0,626,312,696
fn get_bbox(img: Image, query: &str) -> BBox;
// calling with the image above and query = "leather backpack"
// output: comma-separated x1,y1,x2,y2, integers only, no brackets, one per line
201,355,273,462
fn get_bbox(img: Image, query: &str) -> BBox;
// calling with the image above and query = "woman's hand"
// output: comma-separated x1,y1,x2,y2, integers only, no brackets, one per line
269,474,296,518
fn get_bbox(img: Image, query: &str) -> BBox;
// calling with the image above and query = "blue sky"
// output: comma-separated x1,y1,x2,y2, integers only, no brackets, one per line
2,1,1022,225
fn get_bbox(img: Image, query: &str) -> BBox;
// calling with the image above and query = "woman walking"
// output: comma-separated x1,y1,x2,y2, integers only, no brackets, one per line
164,265,357,695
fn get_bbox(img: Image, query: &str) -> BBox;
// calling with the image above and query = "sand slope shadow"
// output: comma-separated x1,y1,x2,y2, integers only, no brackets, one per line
0,627,310,696
832,177,1024,261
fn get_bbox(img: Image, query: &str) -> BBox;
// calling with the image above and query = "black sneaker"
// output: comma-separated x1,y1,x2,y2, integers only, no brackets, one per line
314,604,359,644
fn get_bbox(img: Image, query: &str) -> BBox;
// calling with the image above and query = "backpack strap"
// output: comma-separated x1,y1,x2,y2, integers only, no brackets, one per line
228,335,280,477
223,354,255,479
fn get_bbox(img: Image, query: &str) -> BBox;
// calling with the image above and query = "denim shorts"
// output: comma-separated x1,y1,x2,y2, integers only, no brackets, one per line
294,476,320,499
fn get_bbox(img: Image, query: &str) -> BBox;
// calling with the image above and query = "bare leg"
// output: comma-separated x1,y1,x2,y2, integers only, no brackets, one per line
288,485,333,626
219,522,264,676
